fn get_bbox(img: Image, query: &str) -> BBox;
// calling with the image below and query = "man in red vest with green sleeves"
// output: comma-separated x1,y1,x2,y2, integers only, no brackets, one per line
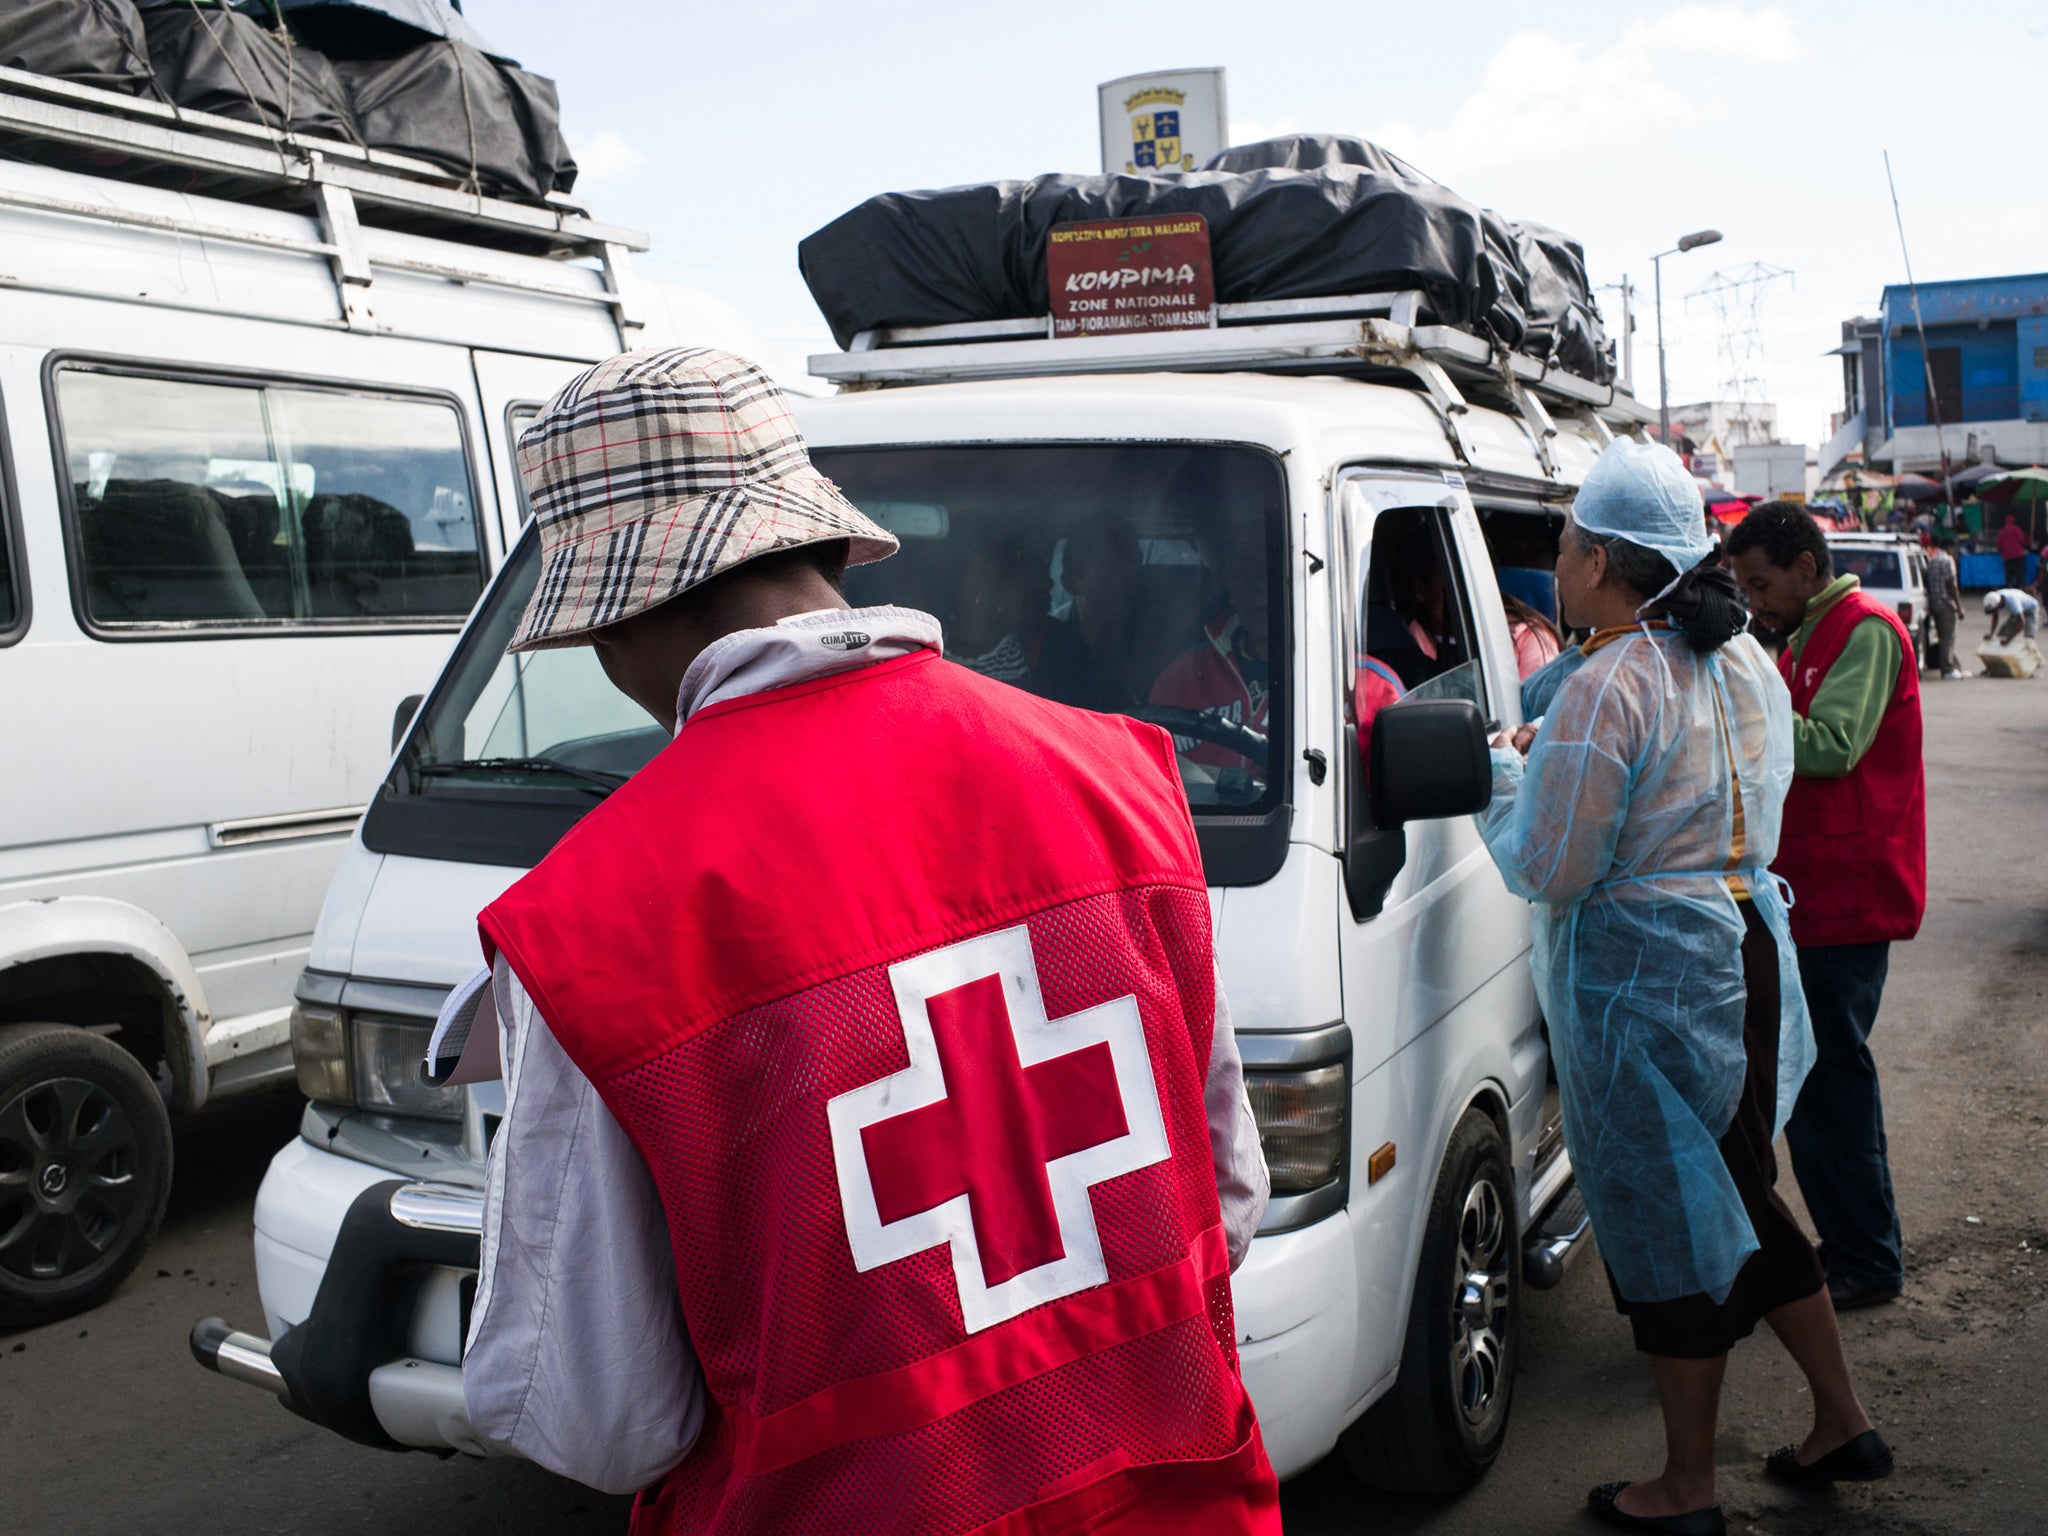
1728,503,1926,1313
430,347,1279,1535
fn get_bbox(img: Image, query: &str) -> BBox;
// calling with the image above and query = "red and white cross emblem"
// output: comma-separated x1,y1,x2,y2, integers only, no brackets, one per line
826,925,1170,1334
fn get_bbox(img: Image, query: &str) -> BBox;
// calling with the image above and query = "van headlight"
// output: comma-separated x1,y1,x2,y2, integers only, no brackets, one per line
1244,1062,1347,1193
291,1003,465,1122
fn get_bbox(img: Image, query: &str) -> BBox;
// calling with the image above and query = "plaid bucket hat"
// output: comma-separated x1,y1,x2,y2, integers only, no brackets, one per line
508,347,896,652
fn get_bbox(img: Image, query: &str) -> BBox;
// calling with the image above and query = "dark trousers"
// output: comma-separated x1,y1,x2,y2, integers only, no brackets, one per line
1785,941,1904,1289
2006,555,2028,588
1930,602,1956,672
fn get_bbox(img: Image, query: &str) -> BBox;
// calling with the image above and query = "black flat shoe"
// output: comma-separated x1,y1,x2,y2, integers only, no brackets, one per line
1586,1482,1727,1535
1828,1274,1902,1312
1764,1428,1895,1485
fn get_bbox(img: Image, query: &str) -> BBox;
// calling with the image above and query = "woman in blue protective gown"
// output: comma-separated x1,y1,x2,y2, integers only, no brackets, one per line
1482,442,1891,1535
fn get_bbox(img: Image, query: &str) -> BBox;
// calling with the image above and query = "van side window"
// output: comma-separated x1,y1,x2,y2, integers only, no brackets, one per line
1358,505,1488,711
56,369,484,632
506,403,542,521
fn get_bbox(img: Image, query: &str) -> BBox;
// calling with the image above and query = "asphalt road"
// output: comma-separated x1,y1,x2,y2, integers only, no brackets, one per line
3,675,2043,1535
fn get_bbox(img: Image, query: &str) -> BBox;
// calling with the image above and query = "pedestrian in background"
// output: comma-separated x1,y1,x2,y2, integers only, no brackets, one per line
1727,504,1926,1313
1996,512,2028,588
1983,585,2041,645
1484,444,1889,1536
437,348,1281,1534
1924,534,1962,680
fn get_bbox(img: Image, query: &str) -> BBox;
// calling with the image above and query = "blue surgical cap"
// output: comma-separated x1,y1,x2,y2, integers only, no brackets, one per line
1573,439,1714,578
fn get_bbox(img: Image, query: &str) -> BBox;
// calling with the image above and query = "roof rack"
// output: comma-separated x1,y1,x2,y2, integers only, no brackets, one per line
808,290,1648,471
0,65,647,343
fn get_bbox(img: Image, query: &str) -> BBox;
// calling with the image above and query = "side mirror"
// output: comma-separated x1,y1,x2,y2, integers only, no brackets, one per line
391,694,424,753
1367,699,1490,828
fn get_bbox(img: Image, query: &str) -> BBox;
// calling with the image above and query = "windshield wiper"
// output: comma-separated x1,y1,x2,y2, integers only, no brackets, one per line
414,756,629,795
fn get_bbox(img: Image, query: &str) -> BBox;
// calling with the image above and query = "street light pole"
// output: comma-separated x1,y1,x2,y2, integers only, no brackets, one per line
1651,228,1724,449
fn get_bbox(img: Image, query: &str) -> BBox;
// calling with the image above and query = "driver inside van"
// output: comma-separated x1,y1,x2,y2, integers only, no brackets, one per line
1149,513,1271,769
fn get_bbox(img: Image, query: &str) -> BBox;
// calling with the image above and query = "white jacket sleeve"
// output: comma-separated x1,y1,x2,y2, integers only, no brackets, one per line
1206,964,1270,1269
463,959,704,1494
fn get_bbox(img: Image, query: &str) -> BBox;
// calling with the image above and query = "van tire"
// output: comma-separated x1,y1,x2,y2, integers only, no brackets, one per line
0,1024,173,1328
1340,1108,1519,1497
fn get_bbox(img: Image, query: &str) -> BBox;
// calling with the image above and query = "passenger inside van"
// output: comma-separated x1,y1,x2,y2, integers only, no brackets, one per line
1485,515,1567,677
1032,513,1147,711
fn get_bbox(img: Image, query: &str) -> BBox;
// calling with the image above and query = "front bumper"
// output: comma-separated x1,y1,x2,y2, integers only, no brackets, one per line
227,1133,1372,1475
201,1138,488,1455
1232,1209,1360,1479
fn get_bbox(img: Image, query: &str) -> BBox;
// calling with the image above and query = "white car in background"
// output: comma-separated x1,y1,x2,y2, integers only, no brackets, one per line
1826,532,1930,667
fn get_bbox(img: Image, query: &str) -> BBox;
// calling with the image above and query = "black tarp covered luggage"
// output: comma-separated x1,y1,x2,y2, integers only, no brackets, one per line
800,160,1527,353
331,40,575,201
0,0,155,95
1510,221,1611,382
1201,131,1422,180
140,4,361,142
246,0,503,61
802,132,1614,384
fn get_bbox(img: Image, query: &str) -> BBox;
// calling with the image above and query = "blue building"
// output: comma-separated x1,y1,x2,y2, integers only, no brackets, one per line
1825,271,2048,478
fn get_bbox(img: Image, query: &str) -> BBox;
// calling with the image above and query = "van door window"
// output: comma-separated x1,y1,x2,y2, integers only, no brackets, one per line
1357,504,1489,716
56,369,484,632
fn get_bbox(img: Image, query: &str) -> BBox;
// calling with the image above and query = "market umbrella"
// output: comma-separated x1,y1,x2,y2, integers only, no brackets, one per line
1978,466,2048,504
1948,461,2011,493
1893,473,1945,503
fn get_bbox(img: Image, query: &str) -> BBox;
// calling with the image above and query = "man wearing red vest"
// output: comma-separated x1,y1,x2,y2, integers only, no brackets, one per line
1727,504,1926,1313
432,348,1279,1534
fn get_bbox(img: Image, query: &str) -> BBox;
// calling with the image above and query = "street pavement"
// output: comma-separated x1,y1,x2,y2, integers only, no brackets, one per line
3,674,2043,1535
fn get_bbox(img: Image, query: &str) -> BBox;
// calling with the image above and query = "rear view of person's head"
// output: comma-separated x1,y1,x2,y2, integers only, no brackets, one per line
1725,503,1832,636
1562,439,1745,651
509,347,897,729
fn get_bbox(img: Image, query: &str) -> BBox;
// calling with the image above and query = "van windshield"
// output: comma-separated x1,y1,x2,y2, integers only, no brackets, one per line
820,443,1286,812
366,442,1285,868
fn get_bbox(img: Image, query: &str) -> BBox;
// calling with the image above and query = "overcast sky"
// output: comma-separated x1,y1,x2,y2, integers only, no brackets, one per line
479,1,2048,448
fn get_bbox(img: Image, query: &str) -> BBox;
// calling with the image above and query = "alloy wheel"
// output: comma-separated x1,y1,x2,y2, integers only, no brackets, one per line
1449,1173,1510,1428
0,1075,145,1283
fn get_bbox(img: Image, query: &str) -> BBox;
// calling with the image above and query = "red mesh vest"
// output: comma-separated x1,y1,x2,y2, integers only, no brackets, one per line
1774,589,1927,946
479,650,1280,1536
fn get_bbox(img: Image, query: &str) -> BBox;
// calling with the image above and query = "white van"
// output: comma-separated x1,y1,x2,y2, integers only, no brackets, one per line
0,67,753,1325
194,295,1648,1492
1824,531,1930,667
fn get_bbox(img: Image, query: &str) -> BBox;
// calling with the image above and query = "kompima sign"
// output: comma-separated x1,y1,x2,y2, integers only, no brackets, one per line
1047,216,1216,339
1097,68,1227,176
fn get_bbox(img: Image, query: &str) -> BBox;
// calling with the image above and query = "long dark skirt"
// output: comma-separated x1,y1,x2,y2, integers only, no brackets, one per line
1606,900,1828,1358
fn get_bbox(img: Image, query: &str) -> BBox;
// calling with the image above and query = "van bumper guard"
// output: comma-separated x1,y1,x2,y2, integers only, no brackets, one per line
190,1179,488,1455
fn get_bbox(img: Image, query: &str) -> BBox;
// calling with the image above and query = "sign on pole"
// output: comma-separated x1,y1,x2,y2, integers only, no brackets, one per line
1047,215,1216,338
1098,68,1227,176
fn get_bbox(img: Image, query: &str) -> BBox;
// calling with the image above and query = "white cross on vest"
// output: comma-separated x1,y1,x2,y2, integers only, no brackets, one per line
825,924,1171,1334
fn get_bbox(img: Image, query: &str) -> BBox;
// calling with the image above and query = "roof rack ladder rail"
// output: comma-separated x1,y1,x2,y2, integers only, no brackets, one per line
1402,356,1474,465
311,171,374,330
1578,410,1615,449
600,242,645,347
1505,368,1559,479
1387,289,1422,328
